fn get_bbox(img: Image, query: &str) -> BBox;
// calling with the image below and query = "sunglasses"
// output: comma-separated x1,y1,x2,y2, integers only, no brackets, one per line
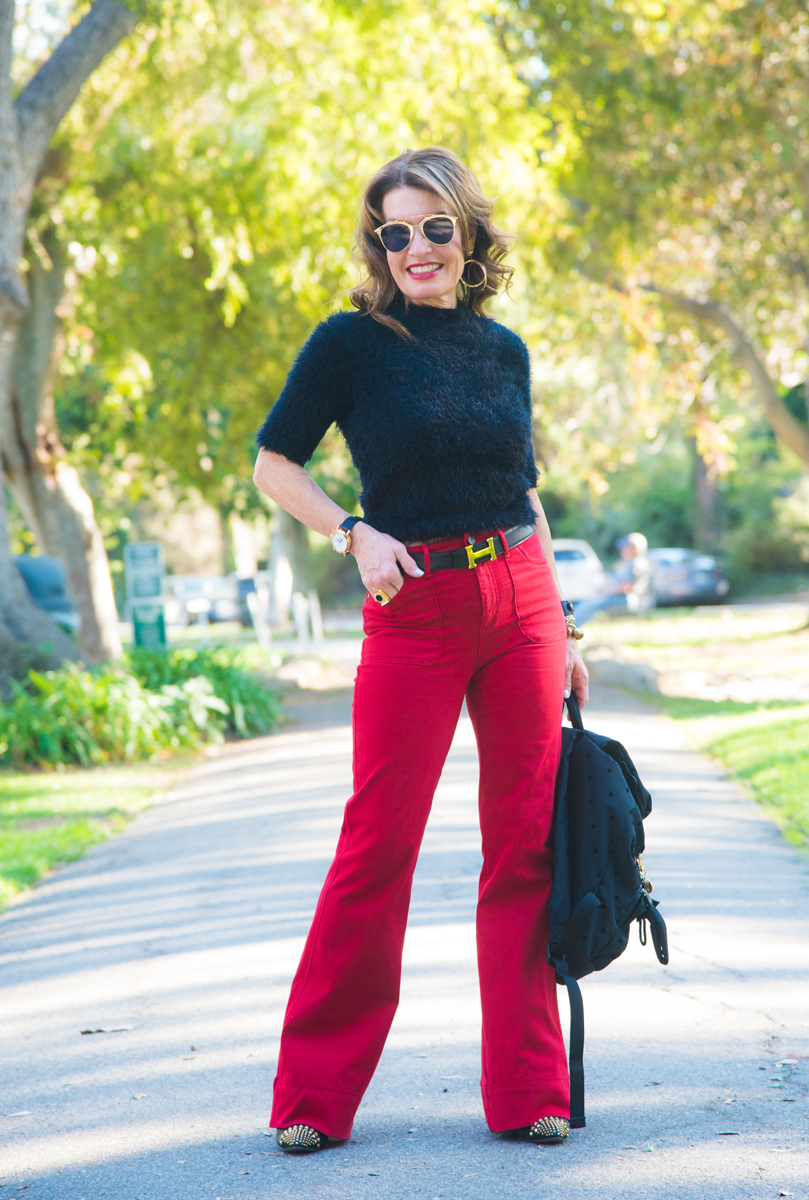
374,214,459,253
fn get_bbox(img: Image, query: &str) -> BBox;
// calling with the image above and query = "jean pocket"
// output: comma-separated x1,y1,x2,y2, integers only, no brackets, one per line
506,537,567,645
361,577,443,665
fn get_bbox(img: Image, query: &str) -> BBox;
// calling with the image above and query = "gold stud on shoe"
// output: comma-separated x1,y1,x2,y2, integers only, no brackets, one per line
276,1124,324,1153
513,1116,570,1145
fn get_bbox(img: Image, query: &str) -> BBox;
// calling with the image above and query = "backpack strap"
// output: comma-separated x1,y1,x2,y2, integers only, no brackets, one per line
549,956,586,1129
645,896,669,965
564,691,585,731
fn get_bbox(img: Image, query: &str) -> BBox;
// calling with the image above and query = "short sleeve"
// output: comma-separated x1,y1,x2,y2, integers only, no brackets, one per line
255,316,352,465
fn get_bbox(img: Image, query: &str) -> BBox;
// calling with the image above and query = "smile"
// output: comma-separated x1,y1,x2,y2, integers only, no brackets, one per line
407,263,442,278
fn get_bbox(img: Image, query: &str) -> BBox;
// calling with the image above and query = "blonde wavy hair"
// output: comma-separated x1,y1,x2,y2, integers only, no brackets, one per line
348,147,514,337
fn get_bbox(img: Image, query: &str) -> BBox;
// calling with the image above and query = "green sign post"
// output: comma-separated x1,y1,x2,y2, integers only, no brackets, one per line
124,542,167,649
131,603,167,650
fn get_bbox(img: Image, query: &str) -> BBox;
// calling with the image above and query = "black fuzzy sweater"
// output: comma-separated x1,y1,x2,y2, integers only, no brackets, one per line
255,301,538,544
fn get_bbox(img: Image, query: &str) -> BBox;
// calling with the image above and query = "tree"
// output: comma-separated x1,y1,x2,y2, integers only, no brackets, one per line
1,0,140,663
505,0,809,473
45,0,549,580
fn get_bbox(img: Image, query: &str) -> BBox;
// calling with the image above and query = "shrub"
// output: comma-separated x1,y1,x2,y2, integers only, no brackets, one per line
125,647,280,737
0,649,280,769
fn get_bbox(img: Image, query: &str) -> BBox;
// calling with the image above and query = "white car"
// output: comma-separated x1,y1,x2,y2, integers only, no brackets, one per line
551,539,605,601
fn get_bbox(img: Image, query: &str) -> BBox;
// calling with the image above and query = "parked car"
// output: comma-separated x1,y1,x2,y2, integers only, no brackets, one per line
648,548,730,606
14,554,80,631
551,539,606,601
163,575,245,625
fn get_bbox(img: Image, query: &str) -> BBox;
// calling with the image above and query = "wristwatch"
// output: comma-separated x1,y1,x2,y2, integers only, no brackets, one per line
330,516,363,556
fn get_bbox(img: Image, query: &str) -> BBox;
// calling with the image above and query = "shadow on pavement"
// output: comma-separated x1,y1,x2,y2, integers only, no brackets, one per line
1,684,808,1197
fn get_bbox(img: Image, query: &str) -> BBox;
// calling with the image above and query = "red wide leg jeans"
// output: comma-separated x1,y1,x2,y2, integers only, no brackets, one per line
270,531,568,1138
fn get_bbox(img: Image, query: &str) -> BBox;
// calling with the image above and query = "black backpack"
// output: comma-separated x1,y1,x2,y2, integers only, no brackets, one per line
549,692,669,1128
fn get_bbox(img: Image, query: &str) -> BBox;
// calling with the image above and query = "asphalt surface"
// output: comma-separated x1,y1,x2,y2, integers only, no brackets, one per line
1,682,808,1200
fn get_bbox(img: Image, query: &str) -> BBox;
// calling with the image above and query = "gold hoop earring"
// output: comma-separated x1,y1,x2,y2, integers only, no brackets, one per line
463,258,487,288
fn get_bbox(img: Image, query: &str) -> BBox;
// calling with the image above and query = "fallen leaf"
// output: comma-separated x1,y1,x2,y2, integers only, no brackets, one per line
722,1098,737,1104
6,1112,31,1118
80,1026,134,1035
183,1056,196,1061
718,1132,739,1136
132,1093,146,1100
177,1160,187,1164
368,1172,380,1176
239,1170,250,1175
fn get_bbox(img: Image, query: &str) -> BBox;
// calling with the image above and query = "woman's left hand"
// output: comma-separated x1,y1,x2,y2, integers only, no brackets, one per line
565,639,589,707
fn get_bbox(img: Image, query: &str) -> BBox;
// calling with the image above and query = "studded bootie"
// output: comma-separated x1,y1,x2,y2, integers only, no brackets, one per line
275,1124,342,1154
512,1116,570,1145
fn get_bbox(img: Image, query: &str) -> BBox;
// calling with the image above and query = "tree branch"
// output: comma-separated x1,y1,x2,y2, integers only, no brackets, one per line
14,0,139,184
641,284,809,468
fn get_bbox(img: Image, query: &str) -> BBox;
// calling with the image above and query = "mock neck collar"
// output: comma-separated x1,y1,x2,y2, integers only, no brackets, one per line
390,295,474,322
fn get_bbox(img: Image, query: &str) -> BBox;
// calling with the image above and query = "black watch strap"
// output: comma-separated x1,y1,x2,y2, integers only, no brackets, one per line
340,516,362,534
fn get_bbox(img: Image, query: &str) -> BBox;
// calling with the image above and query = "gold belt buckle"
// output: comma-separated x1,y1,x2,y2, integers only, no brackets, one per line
466,537,497,569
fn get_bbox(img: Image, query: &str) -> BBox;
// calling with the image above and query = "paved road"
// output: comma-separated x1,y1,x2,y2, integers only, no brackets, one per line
1,684,808,1200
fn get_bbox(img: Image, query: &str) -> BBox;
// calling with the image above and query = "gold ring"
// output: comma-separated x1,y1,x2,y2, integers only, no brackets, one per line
373,588,391,605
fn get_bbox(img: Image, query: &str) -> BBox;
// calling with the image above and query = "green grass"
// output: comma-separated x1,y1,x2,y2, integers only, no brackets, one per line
632,692,804,720
587,607,808,650
704,714,809,850
0,763,182,912
633,690,809,852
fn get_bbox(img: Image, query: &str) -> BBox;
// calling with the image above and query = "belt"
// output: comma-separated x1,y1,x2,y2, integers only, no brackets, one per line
409,524,535,572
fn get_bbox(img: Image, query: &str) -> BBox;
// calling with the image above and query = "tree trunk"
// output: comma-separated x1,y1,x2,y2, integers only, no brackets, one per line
689,387,723,553
0,201,77,666
690,438,721,552
0,455,77,661
0,0,139,670
4,228,121,661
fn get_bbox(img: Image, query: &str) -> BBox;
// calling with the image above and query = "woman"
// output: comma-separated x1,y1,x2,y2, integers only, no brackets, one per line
253,146,589,1154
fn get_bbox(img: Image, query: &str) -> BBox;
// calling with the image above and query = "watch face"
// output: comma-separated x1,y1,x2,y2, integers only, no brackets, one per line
331,530,349,554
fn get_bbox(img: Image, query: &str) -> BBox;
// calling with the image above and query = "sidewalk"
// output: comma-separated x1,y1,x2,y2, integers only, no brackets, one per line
1,684,808,1199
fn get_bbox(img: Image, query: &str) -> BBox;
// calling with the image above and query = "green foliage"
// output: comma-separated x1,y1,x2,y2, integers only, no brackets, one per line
542,435,695,561
0,664,220,767
0,649,279,768
16,0,809,597
125,646,280,736
41,0,545,534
